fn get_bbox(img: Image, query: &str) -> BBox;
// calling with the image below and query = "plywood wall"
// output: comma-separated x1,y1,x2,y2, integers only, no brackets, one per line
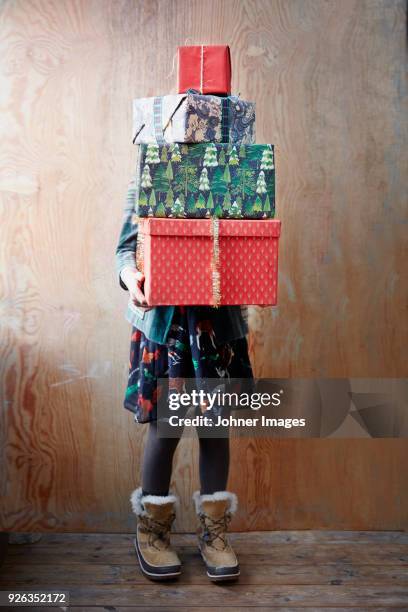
0,0,407,533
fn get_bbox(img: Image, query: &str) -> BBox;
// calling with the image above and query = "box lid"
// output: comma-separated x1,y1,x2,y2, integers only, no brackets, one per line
138,218,281,238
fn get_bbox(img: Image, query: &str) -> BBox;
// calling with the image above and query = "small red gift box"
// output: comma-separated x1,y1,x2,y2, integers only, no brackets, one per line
137,218,281,306
177,45,232,95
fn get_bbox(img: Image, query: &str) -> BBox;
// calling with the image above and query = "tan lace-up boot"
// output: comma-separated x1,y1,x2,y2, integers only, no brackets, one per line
193,490,240,581
130,487,181,580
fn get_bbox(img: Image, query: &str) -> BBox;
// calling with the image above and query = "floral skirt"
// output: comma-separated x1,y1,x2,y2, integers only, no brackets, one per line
124,306,254,423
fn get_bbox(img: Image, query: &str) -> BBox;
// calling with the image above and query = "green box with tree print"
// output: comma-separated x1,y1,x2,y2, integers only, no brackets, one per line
136,143,275,219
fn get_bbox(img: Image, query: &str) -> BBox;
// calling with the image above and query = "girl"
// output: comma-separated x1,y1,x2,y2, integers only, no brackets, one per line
116,174,253,582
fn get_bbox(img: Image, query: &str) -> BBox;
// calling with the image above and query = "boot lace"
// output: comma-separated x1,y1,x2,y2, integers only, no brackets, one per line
199,511,232,550
139,512,176,550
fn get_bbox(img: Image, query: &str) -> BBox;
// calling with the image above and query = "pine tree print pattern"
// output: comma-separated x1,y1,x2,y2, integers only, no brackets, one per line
137,143,275,219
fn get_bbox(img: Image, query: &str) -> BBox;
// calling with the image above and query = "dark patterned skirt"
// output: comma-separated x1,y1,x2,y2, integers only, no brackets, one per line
124,306,254,423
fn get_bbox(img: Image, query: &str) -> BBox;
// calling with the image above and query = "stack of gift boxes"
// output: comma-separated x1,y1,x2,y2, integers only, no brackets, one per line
131,45,281,306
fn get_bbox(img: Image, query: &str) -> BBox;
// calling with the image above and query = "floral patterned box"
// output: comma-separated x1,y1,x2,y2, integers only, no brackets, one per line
132,92,255,145
137,218,281,306
135,143,275,219
178,45,231,95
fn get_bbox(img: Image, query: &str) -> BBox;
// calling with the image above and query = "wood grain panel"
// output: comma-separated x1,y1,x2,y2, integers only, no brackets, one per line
0,0,407,532
1,533,408,608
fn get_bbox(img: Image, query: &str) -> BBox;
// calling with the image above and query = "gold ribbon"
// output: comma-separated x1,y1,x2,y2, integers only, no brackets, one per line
135,216,145,274
200,44,204,93
135,216,221,306
210,217,221,307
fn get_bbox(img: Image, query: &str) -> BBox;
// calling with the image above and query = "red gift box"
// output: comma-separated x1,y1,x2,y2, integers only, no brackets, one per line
177,45,232,95
137,218,281,306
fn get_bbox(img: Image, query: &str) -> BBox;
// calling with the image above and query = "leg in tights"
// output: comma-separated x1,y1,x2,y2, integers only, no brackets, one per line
141,421,181,496
198,434,230,495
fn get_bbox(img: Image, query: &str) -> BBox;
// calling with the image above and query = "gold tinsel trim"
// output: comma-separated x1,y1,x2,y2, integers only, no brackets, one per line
210,217,221,307
136,216,221,306
135,217,145,274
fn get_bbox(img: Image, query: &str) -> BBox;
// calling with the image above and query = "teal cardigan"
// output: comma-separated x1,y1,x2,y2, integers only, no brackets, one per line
115,173,248,344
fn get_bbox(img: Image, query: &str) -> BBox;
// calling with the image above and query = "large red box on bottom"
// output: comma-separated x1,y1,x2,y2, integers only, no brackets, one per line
137,218,281,306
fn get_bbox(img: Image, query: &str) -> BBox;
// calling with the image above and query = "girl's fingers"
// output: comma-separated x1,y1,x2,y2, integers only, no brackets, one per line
132,286,148,306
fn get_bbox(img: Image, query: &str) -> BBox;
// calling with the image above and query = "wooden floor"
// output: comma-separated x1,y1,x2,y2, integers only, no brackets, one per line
0,531,408,609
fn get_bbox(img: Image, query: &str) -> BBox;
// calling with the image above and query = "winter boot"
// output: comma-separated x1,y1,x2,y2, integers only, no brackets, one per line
193,490,240,581
130,487,181,580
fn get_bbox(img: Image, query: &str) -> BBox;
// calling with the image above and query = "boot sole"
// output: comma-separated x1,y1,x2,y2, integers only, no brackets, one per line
207,570,240,582
134,537,181,581
197,546,240,582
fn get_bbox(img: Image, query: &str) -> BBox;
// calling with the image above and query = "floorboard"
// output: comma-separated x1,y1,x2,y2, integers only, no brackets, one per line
0,532,407,608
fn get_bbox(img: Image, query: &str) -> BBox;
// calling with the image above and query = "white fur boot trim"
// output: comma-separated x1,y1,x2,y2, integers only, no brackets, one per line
193,490,238,515
130,487,178,516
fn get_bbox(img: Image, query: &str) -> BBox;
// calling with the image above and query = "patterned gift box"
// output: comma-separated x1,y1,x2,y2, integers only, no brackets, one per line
178,45,231,95
136,143,275,219
132,92,255,145
136,218,281,306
